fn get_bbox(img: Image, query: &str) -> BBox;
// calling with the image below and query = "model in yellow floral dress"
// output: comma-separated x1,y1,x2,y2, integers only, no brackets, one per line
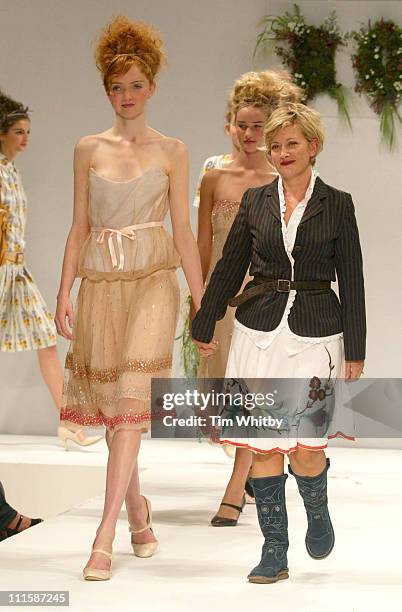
0,153,56,351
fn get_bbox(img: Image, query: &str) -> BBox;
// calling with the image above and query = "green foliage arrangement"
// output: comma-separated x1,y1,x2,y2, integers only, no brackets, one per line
175,294,199,378
254,4,351,126
351,19,402,150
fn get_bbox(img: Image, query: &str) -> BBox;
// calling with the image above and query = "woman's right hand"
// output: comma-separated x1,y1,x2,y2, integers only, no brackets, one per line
55,293,74,340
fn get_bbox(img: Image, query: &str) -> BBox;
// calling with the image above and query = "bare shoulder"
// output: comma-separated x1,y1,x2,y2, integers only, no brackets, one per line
200,168,221,189
159,136,188,159
74,133,114,170
74,134,103,161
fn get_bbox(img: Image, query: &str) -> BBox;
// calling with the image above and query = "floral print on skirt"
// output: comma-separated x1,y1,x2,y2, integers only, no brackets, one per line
0,262,56,351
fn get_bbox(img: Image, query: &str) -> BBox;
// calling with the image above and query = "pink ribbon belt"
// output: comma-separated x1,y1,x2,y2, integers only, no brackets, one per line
91,221,164,270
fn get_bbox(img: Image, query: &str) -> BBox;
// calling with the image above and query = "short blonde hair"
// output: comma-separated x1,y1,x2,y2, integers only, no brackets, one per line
265,103,325,164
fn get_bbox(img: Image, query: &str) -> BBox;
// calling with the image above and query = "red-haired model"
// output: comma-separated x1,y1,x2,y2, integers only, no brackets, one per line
55,16,203,580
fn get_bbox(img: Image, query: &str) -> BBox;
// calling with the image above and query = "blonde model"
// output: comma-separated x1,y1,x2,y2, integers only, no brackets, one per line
196,71,302,527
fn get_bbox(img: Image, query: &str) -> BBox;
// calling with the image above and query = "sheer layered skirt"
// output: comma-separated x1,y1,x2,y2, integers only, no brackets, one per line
61,269,180,432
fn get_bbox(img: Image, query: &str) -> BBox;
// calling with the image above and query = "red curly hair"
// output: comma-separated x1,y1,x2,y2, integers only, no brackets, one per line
95,15,166,90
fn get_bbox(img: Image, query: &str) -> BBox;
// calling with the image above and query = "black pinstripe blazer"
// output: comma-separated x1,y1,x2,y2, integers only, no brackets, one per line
192,176,366,361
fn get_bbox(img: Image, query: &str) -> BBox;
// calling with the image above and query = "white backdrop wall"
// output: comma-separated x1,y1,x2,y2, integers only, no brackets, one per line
0,0,401,436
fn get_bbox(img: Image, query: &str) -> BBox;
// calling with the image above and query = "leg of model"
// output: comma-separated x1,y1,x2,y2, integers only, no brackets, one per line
37,346,102,445
105,431,156,548
211,447,252,525
37,346,63,411
288,448,334,559
84,428,141,573
124,461,157,547
247,451,289,584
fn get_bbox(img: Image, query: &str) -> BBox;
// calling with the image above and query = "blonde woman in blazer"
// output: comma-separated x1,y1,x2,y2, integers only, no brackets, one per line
192,103,365,584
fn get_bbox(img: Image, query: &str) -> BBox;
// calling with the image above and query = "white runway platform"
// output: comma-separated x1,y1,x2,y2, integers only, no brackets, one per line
0,436,401,612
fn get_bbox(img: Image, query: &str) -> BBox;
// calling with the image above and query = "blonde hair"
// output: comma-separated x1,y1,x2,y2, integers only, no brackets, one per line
227,70,303,122
95,15,166,90
265,103,325,164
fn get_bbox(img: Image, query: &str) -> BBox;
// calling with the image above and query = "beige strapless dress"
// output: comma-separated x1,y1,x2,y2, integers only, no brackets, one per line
60,167,181,431
198,200,251,378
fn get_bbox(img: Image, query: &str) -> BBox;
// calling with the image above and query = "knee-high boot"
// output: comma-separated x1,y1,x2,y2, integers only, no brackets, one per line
247,473,289,584
289,457,334,559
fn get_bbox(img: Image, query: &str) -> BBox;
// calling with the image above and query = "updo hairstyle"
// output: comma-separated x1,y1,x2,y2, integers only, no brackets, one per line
95,15,166,90
0,90,30,134
227,70,303,121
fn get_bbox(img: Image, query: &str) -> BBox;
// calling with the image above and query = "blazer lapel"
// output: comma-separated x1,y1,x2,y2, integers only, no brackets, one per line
300,176,327,224
265,178,281,221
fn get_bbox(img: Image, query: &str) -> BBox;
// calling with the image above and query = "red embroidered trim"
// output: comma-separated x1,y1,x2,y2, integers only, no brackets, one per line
60,408,151,429
217,432,355,455
60,405,176,430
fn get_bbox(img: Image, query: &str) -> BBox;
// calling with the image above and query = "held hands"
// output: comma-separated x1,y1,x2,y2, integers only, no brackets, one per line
55,293,74,340
193,338,218,357
189,297,218,357
345,360,364,380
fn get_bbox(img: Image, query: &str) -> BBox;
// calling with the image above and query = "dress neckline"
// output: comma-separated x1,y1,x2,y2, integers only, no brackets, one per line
89,166,168,184
213,199,241,205
0,153,14,167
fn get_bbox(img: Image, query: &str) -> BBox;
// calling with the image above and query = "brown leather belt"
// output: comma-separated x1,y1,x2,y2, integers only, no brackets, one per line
229,277,331,307
1,251,24,265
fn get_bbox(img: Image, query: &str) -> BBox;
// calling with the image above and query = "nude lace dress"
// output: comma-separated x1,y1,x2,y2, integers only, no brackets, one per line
60,167,181,431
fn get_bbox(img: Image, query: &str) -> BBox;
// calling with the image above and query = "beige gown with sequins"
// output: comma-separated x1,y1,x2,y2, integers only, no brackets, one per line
198,199,251,378
60,167,181,432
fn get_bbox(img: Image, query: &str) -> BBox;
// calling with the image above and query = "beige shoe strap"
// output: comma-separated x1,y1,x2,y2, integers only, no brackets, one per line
130,524,149,534
92,548,112,560
129,497,152,534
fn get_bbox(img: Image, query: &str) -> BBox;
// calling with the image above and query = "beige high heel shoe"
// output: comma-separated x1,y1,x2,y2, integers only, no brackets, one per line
222,443,236,459
58,426,103,451
129,496,158,558
83,549,112,581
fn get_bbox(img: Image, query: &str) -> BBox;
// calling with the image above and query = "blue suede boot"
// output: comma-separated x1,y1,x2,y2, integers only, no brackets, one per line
289,457,334,559
247,473,289,584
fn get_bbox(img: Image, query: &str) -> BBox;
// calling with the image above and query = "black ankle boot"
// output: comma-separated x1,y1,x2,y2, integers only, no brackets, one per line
289,457,334,559
247,473,289,584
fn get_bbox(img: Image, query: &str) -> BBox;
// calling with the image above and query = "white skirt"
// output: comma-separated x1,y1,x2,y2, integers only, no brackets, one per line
218,320,355,454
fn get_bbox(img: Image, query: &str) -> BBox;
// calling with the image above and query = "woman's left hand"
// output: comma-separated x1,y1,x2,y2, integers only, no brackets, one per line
345,360,365,380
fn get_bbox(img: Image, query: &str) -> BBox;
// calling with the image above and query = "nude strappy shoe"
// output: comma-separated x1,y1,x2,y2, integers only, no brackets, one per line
129,496,158,558
83,549,113,581
58,426,103,451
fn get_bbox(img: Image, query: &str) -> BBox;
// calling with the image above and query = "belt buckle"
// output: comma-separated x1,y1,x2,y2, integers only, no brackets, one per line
16,253,24,264
277,279,290,292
